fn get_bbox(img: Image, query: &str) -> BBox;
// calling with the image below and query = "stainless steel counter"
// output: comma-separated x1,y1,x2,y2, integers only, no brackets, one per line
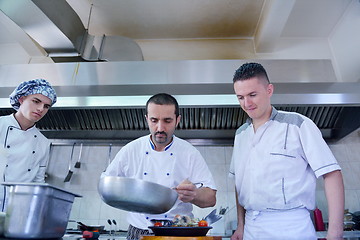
0,233,127,240
317,230,360,239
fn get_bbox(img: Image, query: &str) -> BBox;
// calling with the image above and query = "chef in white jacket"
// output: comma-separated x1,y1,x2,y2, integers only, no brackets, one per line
0,79,57,211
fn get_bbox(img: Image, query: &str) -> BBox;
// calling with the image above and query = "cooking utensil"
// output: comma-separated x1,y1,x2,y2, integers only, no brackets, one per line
45,143,54,181
98,176,178,214
0,212,5,236
219,206,229,215
2,182,81,239
77,222,105,232
74,143,83,168
64,143,76,182
148,226,212,236
204,209,222,225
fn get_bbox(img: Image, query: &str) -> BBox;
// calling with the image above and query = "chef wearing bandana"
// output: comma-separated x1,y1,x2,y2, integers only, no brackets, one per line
0,79,57,211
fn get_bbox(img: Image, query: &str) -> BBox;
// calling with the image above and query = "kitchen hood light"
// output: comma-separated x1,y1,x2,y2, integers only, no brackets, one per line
42,95,239,108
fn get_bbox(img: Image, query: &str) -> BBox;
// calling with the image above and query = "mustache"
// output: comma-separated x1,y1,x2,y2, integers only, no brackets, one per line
155,131,167,136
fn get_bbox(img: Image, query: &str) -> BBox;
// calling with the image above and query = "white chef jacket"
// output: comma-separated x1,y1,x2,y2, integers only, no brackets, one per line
0,114,50,211
101,134,217,230
229,107,340,212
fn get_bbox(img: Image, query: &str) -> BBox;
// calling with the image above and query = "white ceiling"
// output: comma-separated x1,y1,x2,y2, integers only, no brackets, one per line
0,0,353,57
66,0,350,39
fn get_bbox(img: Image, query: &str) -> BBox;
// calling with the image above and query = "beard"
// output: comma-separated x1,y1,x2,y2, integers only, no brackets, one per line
154,131,168,144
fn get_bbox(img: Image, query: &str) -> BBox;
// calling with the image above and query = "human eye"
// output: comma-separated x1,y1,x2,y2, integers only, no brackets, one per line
237,96,244,100
165,119,173,123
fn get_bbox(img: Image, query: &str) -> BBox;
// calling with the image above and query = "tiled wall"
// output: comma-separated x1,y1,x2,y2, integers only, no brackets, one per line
46,128,360,234
316,128,360,220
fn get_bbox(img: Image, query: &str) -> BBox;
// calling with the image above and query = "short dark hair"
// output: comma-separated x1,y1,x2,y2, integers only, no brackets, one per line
233,62,270,84
146,93,180,117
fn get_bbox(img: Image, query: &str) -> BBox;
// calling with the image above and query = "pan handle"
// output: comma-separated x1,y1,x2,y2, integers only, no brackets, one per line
172,182,203,190
74,143,83,168
64,143,75,182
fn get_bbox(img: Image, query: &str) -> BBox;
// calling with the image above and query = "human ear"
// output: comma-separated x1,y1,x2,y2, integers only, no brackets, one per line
267,84,274,96
18,96,26,104
176,115,181,126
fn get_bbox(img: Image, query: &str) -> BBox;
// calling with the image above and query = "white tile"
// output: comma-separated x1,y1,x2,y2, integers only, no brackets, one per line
340,162,358,190
204,147,226,165
347,162,360,189
224,147,234,165
316,176,324,190
208,164,227,190
78,190,103,220
328,144,350,163
344,142,360,161
345,190,360,213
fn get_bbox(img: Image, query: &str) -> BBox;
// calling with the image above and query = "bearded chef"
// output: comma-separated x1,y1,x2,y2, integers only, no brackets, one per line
0,79,57,211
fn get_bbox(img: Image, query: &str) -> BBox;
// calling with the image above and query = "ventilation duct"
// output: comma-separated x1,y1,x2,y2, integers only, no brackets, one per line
0,0,143,62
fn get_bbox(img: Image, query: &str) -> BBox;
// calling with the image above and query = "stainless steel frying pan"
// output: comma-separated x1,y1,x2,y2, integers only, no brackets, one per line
98,176,178,214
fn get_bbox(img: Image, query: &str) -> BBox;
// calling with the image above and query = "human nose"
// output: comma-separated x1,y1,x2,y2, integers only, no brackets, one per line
244,97,253,107
156,121,166,132
36,104,45,112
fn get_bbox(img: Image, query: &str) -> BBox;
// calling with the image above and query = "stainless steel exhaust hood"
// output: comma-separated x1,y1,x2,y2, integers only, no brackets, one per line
1,59,360,143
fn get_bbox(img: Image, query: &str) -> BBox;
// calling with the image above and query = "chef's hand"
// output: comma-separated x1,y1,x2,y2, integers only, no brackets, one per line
174,179,197,203
231,228,244,240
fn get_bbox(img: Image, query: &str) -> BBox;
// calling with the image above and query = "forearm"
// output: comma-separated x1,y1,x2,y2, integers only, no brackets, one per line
190,187,216,208
231,189,245,240
235,192,245,231
324,170,344,239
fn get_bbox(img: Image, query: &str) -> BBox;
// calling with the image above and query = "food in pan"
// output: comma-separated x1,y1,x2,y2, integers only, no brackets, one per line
153,215,208,227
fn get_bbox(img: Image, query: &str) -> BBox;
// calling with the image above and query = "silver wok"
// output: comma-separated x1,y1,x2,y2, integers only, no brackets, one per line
98,176,178,214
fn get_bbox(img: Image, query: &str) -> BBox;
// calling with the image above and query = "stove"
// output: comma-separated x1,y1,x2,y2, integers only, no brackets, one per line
63,230,127,240
63,234,127,240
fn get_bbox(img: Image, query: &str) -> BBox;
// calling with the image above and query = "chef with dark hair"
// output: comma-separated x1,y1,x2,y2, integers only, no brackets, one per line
102,93,217,240
0,79,57,211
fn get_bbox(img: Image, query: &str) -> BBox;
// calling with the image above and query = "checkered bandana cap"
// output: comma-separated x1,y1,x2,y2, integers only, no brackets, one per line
9,79,57,110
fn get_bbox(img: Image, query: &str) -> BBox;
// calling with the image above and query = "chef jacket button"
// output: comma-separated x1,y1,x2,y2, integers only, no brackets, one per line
166,173,170,176
5,165,8,167
32,151,35,154
146,151,148,154
28,169,31,172
146,216,149,219
6,145,10,148
9,127,13,130
34,135,37,138
144,172,147,175
170,153,173,156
